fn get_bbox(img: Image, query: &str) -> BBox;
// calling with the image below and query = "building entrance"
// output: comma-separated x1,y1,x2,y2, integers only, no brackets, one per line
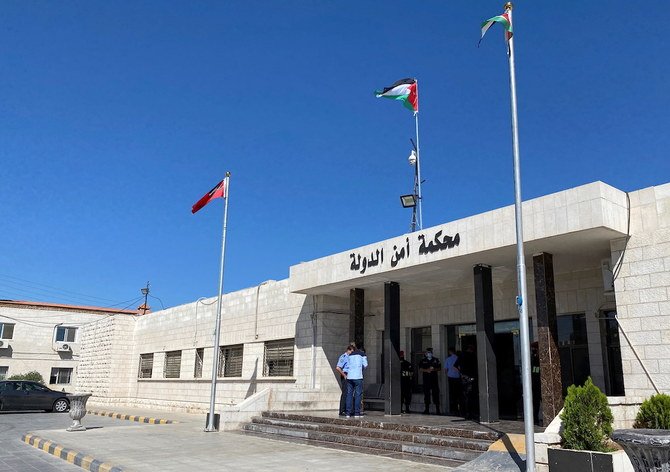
447,320,525,419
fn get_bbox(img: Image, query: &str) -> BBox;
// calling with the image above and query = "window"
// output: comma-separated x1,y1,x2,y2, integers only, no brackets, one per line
0,366,7,380
138,353,154,378
23,382,49,391
218,345,243,377
0,323,14,339
55,326,77,343
194,348,204,378
263,339,294,377
50,368,73,384
164,351,182,378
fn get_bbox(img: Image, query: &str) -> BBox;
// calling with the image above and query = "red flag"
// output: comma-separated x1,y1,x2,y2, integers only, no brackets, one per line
191,179,226,214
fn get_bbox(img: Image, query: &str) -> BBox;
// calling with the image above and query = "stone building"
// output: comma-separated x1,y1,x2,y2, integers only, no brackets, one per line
74,180,669,429
0,301,136,389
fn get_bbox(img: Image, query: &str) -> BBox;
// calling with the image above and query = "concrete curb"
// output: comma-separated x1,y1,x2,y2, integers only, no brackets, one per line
22,433,125,472
87,410,175,424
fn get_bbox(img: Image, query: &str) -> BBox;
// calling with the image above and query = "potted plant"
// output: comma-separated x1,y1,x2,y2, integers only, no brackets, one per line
612,393,670,472
548,378,631,472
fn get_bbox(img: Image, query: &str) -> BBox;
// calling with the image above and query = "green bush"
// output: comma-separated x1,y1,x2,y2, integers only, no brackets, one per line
8,371,45,384
634,393,670,429
560,377,613,452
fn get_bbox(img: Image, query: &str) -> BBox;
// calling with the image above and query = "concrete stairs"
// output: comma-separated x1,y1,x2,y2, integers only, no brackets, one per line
241,411,500,467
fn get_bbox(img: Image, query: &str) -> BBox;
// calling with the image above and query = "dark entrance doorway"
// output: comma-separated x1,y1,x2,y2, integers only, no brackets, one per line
448,321,525,420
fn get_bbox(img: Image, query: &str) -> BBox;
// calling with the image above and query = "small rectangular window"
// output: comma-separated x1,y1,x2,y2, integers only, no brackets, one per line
50,367,73,384
0,366,8,380
0,323,15,340
263,339,294,377
138,353,154,379
55,326,77,343
164,351,182,379
218,345,243,377
194,348,204,378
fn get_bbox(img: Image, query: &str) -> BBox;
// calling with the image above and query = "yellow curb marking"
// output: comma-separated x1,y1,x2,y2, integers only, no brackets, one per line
53,445,64,457
66,450,77,463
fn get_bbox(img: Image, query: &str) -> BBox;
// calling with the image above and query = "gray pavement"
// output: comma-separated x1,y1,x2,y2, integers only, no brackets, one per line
25,408,452,471
0,410,134,472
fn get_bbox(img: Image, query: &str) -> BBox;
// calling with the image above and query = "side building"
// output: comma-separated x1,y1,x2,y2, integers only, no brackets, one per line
0,301,138,390
74,180,669,429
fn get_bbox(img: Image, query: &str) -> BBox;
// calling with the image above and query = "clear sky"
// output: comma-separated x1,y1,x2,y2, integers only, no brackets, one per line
1,1,668,309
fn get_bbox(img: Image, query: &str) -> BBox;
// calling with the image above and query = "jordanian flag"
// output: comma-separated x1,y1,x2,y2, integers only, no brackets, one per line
479,13,513,46
191,179,226,214
375,78,418,113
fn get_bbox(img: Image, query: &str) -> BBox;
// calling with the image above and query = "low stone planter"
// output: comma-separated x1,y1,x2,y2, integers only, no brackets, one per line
548,447,633,472
66,393,92,432
612,429,670,472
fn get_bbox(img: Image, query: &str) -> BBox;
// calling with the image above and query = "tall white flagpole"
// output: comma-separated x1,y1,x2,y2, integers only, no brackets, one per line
205,171,231,432
414,80,423,230
505,3,535,469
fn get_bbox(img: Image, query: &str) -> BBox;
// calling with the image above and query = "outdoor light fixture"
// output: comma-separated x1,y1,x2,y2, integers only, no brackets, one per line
408,149,417,166
400,194,417,208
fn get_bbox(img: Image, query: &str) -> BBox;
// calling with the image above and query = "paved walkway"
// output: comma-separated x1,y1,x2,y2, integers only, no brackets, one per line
29,408,452,471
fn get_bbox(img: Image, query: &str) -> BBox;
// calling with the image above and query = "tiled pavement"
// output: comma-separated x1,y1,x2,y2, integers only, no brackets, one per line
0,411,133,472
6,407,536,471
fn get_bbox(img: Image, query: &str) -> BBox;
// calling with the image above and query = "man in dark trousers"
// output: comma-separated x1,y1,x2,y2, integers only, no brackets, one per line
399,351,414,413
335,344,353,416
419,347,441,415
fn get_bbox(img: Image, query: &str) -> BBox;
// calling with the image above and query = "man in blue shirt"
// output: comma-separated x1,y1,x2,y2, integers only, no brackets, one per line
335,345,353,416
444,347,461,416
344,344,368,418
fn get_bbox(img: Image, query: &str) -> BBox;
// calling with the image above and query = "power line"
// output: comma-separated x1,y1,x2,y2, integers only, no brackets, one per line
0,273,119,304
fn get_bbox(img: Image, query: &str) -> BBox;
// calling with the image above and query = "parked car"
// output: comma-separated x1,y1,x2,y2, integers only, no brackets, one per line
0,380,70,412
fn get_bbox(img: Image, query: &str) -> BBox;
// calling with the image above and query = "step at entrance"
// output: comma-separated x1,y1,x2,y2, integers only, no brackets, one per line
241,411,500,467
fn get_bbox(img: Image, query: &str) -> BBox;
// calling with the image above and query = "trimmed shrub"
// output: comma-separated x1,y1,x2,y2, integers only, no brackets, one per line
634,393,670,429
8,371,45,384
560,377,613,452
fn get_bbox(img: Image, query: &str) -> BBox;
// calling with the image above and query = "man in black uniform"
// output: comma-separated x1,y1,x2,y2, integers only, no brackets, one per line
399,350,414,413
419,347,441,415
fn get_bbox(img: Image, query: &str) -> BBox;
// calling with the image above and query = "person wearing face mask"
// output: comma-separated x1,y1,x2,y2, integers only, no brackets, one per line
418,347,441,415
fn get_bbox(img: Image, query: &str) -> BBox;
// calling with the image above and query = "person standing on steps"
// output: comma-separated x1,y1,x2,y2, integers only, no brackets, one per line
399,350,414,413
419,347,441,415
344,344,368,418
335,344,353,416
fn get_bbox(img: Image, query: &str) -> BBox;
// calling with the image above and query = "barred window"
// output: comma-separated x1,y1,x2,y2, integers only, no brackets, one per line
218,345,243,377
194,348,204,378
138,353,154,379
164,351,182,379
263,339,294,377
0,323,14,340
50,367,73,384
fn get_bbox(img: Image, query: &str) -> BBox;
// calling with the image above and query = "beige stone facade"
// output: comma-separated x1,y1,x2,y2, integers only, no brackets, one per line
65,181,668,428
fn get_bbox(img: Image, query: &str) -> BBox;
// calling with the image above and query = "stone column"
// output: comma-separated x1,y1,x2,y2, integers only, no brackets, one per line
349,288,364,348
384,282,401,415
533,252,563,424
474,264,499,423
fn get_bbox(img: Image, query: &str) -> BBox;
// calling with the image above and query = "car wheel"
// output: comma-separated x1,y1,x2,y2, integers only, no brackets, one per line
52,398,69,413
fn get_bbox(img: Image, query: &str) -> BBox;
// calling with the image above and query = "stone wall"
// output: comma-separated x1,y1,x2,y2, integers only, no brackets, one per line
611,183,670,397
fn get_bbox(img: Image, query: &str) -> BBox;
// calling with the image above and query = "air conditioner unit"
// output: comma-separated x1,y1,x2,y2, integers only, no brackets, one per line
56,342,71,352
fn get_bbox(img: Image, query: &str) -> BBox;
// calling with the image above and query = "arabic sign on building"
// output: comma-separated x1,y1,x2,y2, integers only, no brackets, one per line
349,230,460,275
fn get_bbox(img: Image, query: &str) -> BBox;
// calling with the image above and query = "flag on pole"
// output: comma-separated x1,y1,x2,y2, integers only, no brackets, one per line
375,78,418,113
479,13,513,46
191,179,226,214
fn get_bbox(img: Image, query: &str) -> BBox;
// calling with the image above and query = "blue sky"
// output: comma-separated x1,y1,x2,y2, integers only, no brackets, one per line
1,1,668,309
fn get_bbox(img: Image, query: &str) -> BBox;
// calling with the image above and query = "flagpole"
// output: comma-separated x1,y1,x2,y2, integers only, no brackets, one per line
505,3,535,469
205,171,231,432
414,80,423,230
